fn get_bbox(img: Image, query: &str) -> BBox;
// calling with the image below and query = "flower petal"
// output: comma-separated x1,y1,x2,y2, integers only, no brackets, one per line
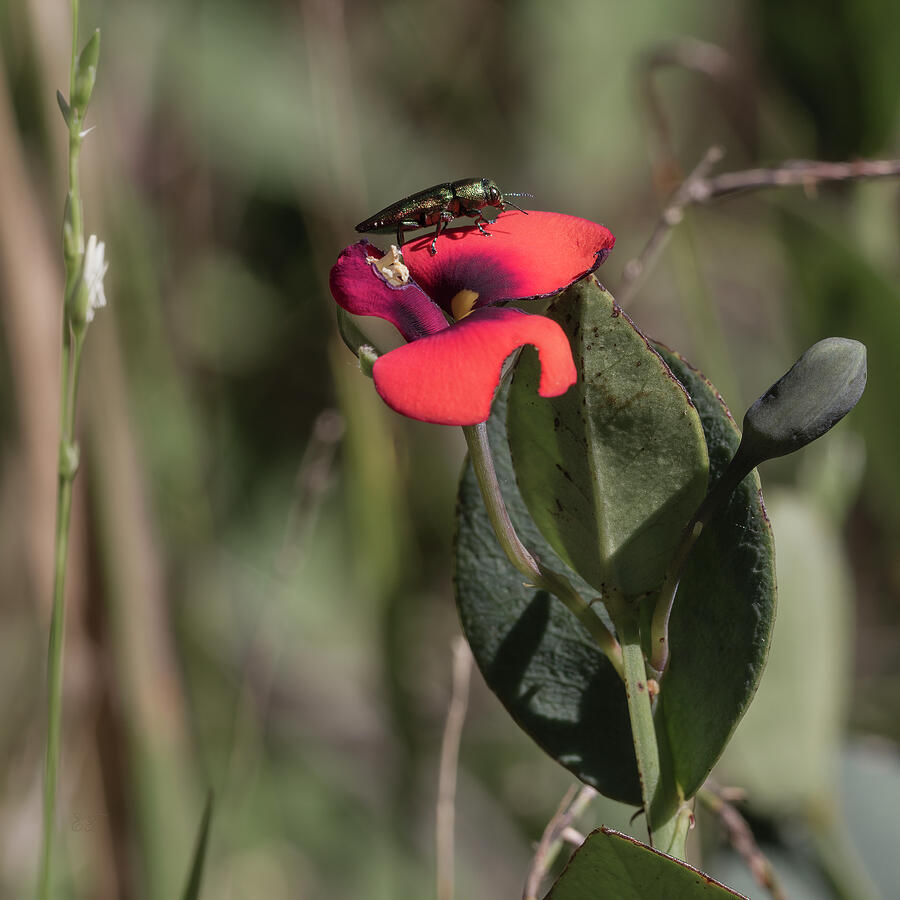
401,211,615,313
372,306,576,425
329,241,450,341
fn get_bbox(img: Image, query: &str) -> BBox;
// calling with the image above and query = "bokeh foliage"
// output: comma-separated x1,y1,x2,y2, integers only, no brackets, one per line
1,0,898,897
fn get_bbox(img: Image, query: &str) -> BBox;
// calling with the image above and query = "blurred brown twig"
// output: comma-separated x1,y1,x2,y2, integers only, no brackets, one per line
699,782,787,900
619,152,900,307
436,637,473,900
522,784,598,900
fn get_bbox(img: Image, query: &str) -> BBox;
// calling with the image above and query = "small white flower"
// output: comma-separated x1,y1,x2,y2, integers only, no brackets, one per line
83,234,108,322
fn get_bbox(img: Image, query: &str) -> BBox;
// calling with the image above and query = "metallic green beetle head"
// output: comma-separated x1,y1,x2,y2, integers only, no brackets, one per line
482,177,502,207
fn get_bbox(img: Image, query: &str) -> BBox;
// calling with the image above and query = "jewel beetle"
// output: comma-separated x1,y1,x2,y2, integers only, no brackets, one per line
355,177,531,255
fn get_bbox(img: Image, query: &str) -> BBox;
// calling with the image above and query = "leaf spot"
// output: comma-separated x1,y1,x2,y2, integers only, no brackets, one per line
554,463,574,483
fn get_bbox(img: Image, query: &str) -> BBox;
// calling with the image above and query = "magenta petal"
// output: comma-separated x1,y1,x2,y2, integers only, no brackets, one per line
371,306,577,425
329,241,450,341
401,211,615,313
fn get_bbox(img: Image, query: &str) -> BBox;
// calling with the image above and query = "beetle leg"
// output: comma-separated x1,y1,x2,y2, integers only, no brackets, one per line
473,214,493,238
429,219,445,255
395,220,421,248
429,210,456,255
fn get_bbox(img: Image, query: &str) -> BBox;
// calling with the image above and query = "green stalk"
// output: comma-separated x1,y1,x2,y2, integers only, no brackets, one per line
38,2,87,896
462,423,624,680
38,335,77,900
650,445,752,673
614,603,686,856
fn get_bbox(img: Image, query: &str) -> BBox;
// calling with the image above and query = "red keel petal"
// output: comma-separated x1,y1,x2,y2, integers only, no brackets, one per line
372,307,576,425
329,241,449,341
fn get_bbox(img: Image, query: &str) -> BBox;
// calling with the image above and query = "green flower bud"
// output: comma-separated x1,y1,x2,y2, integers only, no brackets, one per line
62,197,80,268
741,337,867,463
691,337,867,531
67,280,89,330
358,345,379,378
71,30,101,114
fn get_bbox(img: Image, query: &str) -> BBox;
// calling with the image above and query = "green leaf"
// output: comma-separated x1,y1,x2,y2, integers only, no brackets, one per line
56,89,71,126
72,30,101,113
180,792,213,900
655,347,777,799
507,278,709,597
544,827,748,899
455,335,775,805
456,382,641,805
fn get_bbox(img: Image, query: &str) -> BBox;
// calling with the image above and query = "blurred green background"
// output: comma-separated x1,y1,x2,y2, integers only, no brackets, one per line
1,1,899,897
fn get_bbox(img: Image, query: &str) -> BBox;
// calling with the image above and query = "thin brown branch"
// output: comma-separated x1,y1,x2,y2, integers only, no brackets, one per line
619,145,724,306
558,826,587,847
692,157,900,201
619,152,900,307
436,637,474,900
523,784,598,900
700,784,788,900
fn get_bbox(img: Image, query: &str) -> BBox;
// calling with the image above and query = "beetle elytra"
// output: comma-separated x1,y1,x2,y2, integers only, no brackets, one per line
355,177,531,255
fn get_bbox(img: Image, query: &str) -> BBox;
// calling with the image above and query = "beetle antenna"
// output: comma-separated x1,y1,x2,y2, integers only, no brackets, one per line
502,192,533,214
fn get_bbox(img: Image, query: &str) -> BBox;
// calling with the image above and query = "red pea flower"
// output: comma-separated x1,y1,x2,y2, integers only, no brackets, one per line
329,211,615,425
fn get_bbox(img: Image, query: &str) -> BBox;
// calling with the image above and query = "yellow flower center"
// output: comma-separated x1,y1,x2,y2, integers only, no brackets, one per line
451,289,479,321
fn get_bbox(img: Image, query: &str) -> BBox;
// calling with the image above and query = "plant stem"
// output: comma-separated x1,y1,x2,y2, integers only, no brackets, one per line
648,519,702,674
614,604,685,856
649,444,754,673
698,785,787,900
436,638,473,900
68,1,79,92
462,423,624,680
38,255,84,900
38,342,76,900
38,2,85,896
